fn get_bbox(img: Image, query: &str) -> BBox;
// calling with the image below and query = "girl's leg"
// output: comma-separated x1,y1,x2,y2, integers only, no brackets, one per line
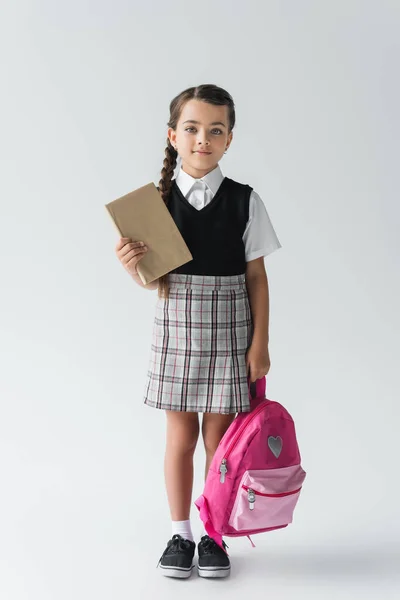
164,410,200,520
201,412,236,480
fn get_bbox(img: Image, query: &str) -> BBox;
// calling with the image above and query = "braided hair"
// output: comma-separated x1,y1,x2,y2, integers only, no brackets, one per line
157,84,236,300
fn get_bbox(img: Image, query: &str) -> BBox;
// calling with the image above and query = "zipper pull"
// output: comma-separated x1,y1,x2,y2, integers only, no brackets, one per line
248,488,256,510
219,459,227,483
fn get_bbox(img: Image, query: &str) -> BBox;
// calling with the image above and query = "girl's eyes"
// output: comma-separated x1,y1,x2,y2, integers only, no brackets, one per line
185,127,222,135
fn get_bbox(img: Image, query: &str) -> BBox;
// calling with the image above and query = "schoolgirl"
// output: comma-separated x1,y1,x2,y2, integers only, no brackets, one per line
115,84,281,578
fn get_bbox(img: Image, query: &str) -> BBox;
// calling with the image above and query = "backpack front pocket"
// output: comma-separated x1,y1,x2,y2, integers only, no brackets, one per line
228,465,306,531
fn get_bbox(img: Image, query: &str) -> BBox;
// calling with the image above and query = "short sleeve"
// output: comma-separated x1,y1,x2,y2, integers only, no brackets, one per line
243,190,282,262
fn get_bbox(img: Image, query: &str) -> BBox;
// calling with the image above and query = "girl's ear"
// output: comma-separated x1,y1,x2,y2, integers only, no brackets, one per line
167,127,176,147
226,130,233,151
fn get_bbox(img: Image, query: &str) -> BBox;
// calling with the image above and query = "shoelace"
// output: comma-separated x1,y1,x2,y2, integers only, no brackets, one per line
157,534,194,567
200,536,229,554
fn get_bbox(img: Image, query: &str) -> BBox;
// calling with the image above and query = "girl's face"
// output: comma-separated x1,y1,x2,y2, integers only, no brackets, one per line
168,99,233,179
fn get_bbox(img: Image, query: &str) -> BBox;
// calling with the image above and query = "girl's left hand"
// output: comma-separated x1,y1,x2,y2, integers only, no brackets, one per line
245,343,271,383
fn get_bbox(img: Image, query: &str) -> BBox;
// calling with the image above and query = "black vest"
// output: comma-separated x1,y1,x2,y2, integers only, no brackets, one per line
165,176,252,276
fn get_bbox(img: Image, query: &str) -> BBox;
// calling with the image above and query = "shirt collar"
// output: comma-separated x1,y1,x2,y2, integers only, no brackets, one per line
175,164,224,198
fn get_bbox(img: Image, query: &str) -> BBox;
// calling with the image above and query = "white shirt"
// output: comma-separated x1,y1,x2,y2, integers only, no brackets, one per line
174,165,282,262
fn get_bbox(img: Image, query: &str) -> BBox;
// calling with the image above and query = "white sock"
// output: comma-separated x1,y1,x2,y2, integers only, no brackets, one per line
172,519,194,542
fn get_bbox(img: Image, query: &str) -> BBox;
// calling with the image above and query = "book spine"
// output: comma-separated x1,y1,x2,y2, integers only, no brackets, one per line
104,205,123,237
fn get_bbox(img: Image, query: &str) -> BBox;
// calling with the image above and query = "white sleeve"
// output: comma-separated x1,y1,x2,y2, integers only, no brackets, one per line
243,190,282,262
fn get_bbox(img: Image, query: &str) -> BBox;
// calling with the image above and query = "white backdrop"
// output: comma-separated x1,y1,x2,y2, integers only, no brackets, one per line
1,1,399,598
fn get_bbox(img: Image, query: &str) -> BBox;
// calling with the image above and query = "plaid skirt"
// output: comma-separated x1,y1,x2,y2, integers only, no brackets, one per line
143,273,254,414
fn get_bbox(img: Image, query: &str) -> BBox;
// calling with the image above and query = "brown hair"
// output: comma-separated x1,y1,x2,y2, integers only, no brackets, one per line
157,84,236,300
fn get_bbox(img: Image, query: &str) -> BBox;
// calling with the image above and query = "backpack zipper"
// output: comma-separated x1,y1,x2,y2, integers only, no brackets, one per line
219,401,269,483
247,488,256,510
244,485,302,510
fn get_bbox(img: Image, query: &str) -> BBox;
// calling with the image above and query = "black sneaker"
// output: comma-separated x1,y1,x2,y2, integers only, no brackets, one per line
157,534,196,578
197,535,231,578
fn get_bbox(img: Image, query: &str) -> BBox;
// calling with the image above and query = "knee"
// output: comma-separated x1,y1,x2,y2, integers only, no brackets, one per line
181,431,199,454
166,418,200,455
202,415,235,455
167,435,199,455
202,432,221,456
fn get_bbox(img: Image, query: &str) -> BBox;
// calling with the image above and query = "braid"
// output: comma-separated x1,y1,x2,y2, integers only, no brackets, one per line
157,139,178,299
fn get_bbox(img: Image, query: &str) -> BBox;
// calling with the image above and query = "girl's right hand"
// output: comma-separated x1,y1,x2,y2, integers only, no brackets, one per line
115,237,148,278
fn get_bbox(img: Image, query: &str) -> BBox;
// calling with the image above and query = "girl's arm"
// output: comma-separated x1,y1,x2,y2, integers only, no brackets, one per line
245,258,271,380
245,257,269,345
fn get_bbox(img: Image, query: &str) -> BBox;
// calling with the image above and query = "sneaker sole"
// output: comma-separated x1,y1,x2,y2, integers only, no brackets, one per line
198,565,231,578
159,563,195,578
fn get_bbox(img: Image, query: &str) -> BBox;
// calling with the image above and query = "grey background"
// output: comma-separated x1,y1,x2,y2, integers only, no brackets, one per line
1,0,399,598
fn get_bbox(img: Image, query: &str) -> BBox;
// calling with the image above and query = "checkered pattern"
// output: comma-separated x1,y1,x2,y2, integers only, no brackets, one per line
143,273,254,414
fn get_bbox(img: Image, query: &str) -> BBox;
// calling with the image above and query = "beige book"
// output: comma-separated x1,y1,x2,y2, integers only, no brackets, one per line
105,182,193,285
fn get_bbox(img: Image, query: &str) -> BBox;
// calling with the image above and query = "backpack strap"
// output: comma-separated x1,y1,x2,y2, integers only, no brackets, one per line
248,376,267,410
194,495,226,552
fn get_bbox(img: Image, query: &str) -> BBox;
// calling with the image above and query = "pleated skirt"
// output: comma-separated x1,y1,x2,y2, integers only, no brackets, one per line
143,273,254,414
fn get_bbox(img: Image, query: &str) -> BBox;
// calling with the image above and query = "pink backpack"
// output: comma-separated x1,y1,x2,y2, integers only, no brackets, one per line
194,376,306,550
